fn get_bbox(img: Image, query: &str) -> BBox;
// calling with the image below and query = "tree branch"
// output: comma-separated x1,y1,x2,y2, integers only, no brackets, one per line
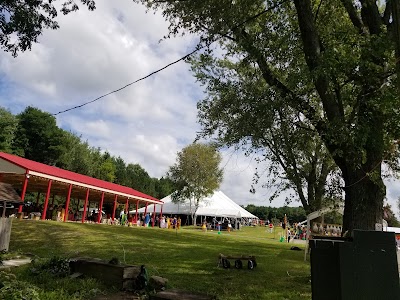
233,28,325,133
360,0,383,35
293,0,342,123
383,0,392,26
340,0,366,33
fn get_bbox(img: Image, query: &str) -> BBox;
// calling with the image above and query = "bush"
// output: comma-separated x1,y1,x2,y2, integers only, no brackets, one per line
30,256,70,277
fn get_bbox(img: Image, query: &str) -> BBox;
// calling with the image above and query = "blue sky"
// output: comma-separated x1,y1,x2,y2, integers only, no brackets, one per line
0,0,399,216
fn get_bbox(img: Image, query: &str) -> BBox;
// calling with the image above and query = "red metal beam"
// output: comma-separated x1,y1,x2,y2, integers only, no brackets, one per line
18,173,29,213
64,184,72,222
82,189,89,224
125,198,129,213
41,179,52,220
97,192,105,223
152,203,156,227
112,195,118,221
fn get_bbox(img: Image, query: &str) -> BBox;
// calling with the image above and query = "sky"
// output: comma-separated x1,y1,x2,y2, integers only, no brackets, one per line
0,0,399,216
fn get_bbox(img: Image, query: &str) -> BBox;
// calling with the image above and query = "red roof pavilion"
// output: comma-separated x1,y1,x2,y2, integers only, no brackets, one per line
0,152,162,223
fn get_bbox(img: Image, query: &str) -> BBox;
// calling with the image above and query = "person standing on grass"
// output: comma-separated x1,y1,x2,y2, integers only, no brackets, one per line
202,221,207,232
167,216,171,229
144,213,150,227
227,222,232,233
160,216,166,228
177,217,181,229
172,216,177,229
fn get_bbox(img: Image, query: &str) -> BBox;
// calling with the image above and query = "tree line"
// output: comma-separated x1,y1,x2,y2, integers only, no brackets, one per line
0,106,175,199
243,204,307,224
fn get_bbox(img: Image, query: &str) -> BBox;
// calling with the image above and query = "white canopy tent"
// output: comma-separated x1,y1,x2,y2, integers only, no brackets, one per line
133,190,258,219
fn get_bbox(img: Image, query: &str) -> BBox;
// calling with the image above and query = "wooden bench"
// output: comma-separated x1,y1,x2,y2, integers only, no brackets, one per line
218,253,257,270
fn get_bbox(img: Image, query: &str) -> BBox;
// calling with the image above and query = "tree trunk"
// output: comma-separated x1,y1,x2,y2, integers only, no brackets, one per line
342,168,385,233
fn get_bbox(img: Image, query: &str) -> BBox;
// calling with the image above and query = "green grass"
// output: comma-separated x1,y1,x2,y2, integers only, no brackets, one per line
7,220,311,300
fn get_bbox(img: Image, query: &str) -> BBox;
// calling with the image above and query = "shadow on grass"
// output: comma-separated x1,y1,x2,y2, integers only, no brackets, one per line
9,220,311,300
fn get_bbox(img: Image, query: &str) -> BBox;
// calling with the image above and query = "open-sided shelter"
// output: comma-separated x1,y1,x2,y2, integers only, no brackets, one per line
0,152,162,224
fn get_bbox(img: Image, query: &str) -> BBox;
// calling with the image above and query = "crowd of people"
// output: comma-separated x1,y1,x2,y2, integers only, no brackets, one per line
117,210,182,229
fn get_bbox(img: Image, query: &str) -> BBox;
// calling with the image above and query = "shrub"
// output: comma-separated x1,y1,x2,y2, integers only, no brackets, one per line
30,256,70,277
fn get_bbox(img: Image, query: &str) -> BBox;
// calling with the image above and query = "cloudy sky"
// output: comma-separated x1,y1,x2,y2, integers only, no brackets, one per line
0,0,399,216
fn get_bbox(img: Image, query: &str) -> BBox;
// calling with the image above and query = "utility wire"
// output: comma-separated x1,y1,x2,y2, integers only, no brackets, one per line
52,0,288,116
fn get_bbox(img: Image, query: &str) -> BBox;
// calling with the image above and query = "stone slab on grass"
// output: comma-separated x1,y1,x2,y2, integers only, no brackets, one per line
150,289,216,300
0,258,31,269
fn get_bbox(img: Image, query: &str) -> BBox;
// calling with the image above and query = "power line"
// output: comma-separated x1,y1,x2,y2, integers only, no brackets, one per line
53,47,201,115
53,0,288,116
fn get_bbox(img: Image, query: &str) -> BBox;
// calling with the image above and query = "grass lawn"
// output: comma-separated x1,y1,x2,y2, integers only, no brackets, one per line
7,220,311,300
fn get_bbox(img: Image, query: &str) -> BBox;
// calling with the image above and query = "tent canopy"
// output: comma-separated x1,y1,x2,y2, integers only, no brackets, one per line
133,191,258,219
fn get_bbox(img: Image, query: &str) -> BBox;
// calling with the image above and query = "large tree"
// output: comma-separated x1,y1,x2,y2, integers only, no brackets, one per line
0,0,95,56
13,106,65,165
137,0,400,232
0,107,18,153
195,67,338,213
168,143,223,224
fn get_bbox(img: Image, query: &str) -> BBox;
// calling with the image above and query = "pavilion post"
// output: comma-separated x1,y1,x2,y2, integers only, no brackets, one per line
97,192,105,223
64,184,73,222
160,205,163,218
41,179,52,220
18,173,29,213
125,198,129,213
152,204,156,227
112,195,118,221
82,189,89,224
135,200,139,224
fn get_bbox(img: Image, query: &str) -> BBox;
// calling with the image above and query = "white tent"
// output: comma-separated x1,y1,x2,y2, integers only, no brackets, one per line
133,191,258,219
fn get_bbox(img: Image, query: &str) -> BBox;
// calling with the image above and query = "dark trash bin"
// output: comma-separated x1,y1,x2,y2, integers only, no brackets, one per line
310,230,399,300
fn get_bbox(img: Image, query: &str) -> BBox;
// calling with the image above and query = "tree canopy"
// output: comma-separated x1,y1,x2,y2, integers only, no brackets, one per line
0,105,175,199
0,0,96,56
168,143,223,224
137,0,400,232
